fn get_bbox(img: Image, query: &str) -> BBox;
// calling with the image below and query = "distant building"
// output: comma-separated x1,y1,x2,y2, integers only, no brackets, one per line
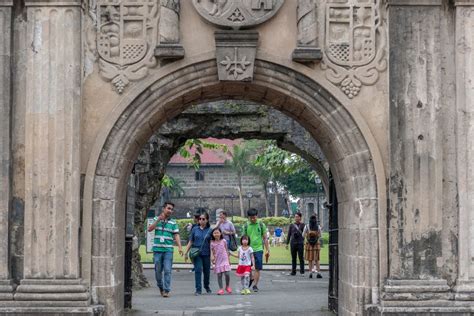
165,138,286,219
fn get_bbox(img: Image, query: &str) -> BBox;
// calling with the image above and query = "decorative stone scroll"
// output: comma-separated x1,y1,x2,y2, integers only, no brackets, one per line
96,0,159,93
321,0,387,98
292,0,322,62
193,0,284,29
155,0,185,60
215,30,258,81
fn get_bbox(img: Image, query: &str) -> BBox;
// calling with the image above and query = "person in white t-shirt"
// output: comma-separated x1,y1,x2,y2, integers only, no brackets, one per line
230,235,255,295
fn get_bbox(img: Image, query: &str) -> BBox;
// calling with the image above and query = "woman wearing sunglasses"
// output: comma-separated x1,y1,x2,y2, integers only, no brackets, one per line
185,211,212,295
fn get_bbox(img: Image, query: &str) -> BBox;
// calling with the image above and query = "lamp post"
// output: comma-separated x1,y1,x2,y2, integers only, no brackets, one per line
230,194,235,220
199,195,202,208
246,191,253,210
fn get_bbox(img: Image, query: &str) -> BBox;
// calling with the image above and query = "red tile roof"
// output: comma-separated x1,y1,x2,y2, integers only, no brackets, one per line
169,138,241,165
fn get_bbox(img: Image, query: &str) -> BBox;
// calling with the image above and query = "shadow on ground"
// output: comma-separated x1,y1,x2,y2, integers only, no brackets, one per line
126,268,334,316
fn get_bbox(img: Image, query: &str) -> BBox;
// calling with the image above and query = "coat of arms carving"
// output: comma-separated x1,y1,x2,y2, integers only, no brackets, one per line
193,0,284,29
322,0,387,98
96,0,159,93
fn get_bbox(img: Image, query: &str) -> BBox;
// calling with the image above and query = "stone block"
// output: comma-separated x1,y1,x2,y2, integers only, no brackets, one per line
92,199,115,229
91,256,115,287
93,176,118,201
154,43,185,60
292,47,322,63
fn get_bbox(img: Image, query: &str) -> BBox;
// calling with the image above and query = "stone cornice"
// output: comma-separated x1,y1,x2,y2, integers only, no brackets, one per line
387,0,442,6
0,1,13,7
25,0,82,6
455,0,474,6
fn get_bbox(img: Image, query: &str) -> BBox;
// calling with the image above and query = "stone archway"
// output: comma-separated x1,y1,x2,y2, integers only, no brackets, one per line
82,58,384,315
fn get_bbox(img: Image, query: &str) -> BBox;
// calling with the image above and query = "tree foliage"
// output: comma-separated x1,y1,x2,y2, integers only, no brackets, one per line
177,139,228,170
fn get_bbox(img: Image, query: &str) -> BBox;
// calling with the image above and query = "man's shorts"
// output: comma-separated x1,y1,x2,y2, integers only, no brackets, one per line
254,251,264,270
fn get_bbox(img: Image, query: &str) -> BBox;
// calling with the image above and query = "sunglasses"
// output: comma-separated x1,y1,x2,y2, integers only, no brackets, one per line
199,218,207,221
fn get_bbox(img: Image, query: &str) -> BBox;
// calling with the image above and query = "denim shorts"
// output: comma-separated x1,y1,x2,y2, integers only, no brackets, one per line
254,251,264,270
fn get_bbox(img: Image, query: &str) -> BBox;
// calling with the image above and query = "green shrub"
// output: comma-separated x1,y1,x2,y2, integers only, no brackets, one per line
260,217,291,227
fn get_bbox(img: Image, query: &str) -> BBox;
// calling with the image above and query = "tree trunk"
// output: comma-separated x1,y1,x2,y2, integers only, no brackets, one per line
263,182,270,217
238,172,245,217
274,182,278,217
285,190,292,216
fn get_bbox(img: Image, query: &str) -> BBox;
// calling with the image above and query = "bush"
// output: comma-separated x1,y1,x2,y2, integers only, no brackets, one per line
260,217,291,227
176,218,194,241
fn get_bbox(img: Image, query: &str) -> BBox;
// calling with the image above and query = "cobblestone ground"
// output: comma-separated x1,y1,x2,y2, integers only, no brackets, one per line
126,268,334,316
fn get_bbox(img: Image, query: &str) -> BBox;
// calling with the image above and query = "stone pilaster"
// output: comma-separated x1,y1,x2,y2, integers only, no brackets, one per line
380,0,462,313
454,0,474,301
292,0,322,62
11,0,90,309
0,0,14,301
155,0,185,60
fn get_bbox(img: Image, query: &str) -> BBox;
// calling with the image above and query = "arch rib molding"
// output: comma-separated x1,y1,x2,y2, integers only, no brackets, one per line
82,57,386,315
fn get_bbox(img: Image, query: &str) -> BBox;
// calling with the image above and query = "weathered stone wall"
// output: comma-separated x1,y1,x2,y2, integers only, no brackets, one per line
2,0,473,315
455,0,474,298
0,0,14,300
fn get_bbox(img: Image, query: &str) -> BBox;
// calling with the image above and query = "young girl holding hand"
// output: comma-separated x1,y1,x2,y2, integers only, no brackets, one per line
210,227,232,295
231,235,254,295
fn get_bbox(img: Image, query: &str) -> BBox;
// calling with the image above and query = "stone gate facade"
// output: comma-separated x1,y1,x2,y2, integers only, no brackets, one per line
0,0,473,315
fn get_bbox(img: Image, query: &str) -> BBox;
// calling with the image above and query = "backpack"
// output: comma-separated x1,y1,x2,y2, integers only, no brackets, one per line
307,230,319,246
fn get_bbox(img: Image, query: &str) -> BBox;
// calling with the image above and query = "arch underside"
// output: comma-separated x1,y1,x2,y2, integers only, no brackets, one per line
88,59,380,315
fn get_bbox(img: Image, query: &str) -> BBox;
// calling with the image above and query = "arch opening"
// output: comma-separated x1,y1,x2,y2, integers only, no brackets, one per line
83,59,382,315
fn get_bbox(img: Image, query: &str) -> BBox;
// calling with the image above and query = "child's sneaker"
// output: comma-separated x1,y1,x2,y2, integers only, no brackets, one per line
245,288,252,295
217,289,225,295
240,289,246,295
226,287,232,294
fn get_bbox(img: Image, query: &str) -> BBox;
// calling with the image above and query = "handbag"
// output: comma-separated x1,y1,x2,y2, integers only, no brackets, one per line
189,247,201,260
228,234,238,252
188,228,210,260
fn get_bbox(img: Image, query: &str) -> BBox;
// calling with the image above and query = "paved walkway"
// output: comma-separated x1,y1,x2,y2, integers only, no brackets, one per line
126,268,334,316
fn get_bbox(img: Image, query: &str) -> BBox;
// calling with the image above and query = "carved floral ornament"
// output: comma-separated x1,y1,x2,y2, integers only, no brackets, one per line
321,0,387,99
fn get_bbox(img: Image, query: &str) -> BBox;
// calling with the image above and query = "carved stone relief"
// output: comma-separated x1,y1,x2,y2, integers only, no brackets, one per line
92,0,159,93
193,0,284,29
292,0,322,62
215,31,258,81
321,0,387,98
155,0,185,60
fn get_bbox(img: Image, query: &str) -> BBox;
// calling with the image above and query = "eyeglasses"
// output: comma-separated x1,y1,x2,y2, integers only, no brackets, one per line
199,218,207,221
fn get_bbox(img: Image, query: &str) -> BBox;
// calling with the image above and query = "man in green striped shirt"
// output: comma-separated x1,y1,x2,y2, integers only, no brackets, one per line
147,202,183,297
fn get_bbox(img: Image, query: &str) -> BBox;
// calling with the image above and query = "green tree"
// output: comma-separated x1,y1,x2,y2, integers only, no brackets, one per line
225,143,256,217
278,163,318,196
177,138,228,170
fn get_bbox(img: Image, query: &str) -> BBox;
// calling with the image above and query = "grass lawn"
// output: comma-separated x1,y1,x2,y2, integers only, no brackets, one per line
139,244,329,265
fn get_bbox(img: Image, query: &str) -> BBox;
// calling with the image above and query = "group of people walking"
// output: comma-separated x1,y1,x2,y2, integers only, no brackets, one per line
147,202,321,298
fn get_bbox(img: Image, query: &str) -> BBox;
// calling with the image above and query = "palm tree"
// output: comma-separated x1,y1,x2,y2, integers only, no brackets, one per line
225,144,253,217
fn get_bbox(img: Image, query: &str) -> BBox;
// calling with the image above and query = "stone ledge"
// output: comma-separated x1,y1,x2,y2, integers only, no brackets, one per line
24,1,82,6
155,44,185,61
387,0,442,6
0,280,15,301
292,47,323,63
366,305,474,315
454,0,474,5
13,279,90,303
0,305,104,315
